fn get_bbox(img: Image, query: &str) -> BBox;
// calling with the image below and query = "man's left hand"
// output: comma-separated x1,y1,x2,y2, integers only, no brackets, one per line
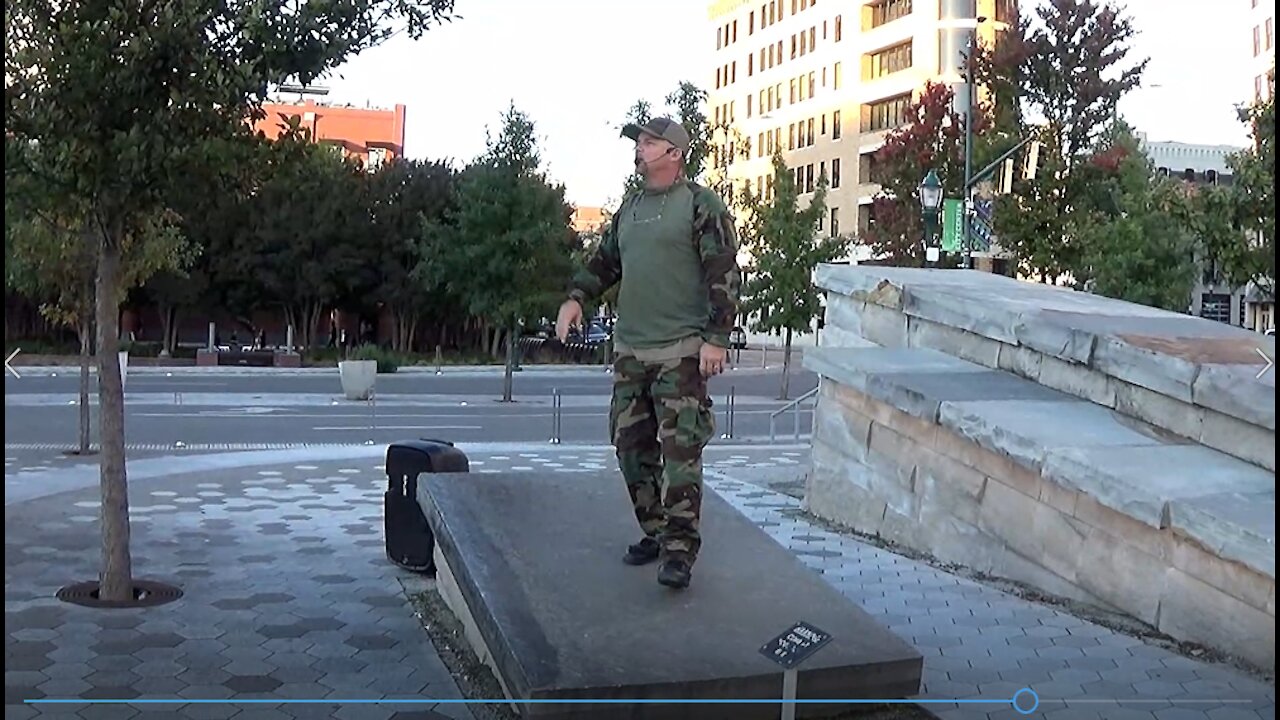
699,343,728,377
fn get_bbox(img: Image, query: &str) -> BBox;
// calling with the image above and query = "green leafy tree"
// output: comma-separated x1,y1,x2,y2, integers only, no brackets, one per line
1192,97,1275,297
7,144,193,454
1072,125,1196,311
432,104,577,401
741,152,848,399
990,0,1148,280
860,82,977,265
251,136,373,349
4,0,456,602
366,159,459,353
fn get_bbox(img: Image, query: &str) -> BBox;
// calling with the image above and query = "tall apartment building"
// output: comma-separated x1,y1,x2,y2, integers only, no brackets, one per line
1249,0,1275,102
706,0,1011,345
706,0,1012,264
254,92,407,171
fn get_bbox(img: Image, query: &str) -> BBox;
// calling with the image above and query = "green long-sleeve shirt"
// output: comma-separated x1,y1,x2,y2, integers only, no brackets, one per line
570,178,741,350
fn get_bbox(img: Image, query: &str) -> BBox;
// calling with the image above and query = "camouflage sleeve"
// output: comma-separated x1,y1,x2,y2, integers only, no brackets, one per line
568,206,622,304
692,187,742,349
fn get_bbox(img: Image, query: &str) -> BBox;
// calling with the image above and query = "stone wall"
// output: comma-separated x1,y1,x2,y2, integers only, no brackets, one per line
815,266,1275,471
804,266,1276,671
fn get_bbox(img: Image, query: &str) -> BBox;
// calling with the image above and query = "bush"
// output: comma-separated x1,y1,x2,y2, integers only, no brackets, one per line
348,344,399,373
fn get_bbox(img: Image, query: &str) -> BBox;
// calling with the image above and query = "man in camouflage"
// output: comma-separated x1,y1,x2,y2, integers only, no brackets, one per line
556,117,741,590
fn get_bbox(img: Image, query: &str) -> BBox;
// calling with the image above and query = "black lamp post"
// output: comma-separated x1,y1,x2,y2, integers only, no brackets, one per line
919,169,943,267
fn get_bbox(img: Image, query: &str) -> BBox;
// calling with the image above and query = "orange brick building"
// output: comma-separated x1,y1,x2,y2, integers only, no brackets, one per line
254,99,407,170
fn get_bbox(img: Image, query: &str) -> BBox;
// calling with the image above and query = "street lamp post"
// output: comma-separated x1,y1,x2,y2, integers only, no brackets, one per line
919,169,944,267
961,16,988,270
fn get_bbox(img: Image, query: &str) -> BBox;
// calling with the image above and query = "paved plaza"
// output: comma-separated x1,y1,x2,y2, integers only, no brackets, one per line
5,442,1274,719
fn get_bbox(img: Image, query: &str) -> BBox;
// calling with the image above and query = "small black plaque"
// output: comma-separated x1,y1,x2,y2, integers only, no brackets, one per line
759,621,833,670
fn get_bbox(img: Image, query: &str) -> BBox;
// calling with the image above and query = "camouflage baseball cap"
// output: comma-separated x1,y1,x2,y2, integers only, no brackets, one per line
621,116,691,153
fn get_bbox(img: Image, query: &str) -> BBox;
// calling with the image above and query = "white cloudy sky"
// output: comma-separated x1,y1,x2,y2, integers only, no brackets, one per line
322,0,1257,208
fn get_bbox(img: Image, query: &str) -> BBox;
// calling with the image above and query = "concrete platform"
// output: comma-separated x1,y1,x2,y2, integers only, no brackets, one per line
417,470,923,719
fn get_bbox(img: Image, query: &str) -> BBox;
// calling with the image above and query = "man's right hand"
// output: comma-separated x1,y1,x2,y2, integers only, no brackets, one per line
555,299,583,343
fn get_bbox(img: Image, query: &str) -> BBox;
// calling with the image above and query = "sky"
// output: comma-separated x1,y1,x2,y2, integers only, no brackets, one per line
321,0,1258,209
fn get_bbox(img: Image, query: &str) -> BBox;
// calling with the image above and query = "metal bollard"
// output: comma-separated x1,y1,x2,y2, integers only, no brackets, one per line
761,345,768,369
549,388,562,444
719,386,736,439
793,397,802,441
435,345,443,375
364,389,379,446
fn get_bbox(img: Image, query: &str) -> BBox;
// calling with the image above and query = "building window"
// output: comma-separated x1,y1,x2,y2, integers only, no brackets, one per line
732,19,738,43
832,109,842,139
831,158,841,188
368,147,389,171
864,93,911,132
1267,17,1274,51
821,114,827,135
866,41,913,79
1201,293,1232,324
805,164,815,193
833,62,842,89
1254,25,1262,56
810,26,816,48
867,0,911,30
732,60,737,83
835,14,843,41
830,207,840,236
717,27,723,50
749,10,755,33
807,117,815,145
791,34,798,60
789,123,796,150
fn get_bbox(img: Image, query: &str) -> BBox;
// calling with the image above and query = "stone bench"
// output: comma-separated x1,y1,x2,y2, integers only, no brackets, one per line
816,265,1275,471
417,469,923,719
803,343,1275,671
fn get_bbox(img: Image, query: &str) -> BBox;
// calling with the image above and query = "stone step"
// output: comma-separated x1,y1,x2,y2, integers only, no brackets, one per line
815,265,1275,471
805,345,1276,582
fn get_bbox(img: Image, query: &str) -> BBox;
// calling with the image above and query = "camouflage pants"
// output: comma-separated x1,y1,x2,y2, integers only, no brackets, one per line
608,354,715,563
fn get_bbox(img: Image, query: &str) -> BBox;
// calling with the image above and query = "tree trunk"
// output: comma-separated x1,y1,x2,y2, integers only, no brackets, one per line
78,316,92,455
306,303,324,350
779,328,793,401
158,304,177,357
95,233,132,603
502,317,517,402
405,316,418,354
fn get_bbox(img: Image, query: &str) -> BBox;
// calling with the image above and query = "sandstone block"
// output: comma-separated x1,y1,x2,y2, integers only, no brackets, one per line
1198,410,1275,472
1112,379,1205,444
1036,353,1117,407
1075,525,1167,625
1092,335,1198,404
996,343,1044,382
1170,537,1274,614
906,316,1003,367
1192,363,1275,431
807,437,889,535
1159,569,1275,671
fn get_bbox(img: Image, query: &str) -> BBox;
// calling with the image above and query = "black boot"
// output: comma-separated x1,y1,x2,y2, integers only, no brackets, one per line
657,557,692,589
623,537,660,566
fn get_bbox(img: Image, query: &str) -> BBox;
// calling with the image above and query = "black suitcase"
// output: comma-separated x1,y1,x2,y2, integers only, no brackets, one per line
384,438,469,573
